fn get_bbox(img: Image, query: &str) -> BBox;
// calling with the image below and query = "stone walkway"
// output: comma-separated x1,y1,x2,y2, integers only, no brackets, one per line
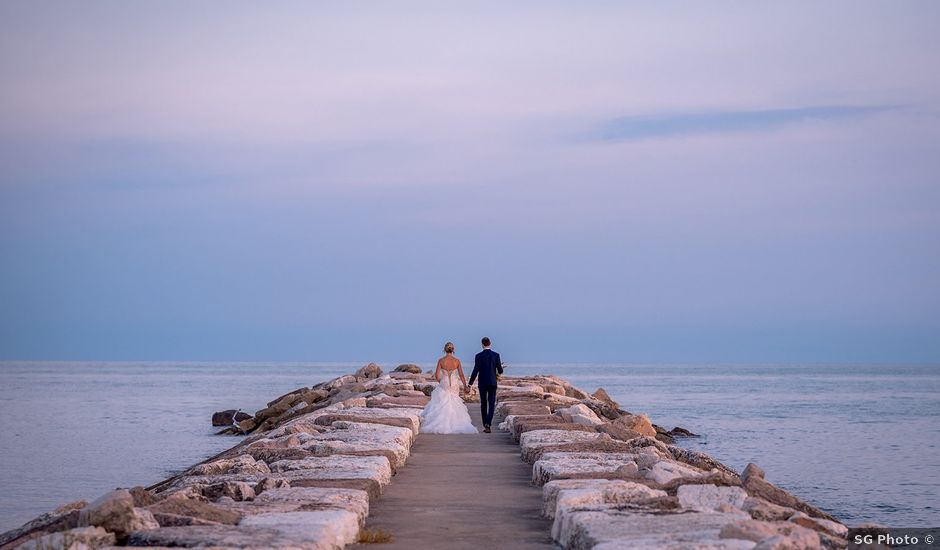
357,404,557,549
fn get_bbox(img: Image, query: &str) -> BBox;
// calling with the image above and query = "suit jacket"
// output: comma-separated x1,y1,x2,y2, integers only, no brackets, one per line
469,348,503,387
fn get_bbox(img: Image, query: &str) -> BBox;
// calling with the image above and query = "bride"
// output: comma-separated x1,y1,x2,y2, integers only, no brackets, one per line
419,342,478,434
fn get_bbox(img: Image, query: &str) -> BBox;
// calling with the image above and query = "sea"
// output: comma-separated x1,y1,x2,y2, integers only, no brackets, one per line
0,361,937,532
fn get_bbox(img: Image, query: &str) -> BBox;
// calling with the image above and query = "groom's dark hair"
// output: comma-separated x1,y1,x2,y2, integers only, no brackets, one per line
481,337,491,347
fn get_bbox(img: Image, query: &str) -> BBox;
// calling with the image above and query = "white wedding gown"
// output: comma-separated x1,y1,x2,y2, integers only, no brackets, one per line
419,369,478,434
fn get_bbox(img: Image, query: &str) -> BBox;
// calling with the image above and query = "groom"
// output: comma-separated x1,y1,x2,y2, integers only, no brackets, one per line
468,336,503,433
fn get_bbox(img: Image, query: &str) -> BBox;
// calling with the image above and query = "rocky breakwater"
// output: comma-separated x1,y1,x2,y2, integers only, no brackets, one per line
495,376,849,550
0,363,432,550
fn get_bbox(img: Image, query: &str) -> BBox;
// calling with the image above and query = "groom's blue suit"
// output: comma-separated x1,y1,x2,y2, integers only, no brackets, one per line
469,348,503,427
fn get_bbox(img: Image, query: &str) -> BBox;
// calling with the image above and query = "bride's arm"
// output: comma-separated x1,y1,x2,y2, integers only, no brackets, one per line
457,360,468,388
434,359,442,382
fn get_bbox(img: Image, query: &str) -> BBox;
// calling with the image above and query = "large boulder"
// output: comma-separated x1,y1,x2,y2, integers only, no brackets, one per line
610,413,656,437
203,481,256,502
146,496,242,525
519,430,609,463
496,401,552,417
719,519,821,548
356,363,383,379
268,455,394,499
13,526,115,550
254,487,370,525
0,501,85,549
531,452,641,486
79,489,159,538
211,409,252,426
365,395,430,409
394,364,423,374
542,479,667,519
309,407,423,435
677,484,748,512
591,387,618,407
596,422,643,442
503,414,598,440
190,454,271,476
555,404,604,426
552,508,753,550
742,463,839,522
128,515,359,550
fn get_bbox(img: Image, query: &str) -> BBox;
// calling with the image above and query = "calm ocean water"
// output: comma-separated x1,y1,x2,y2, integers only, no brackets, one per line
0,362,937,532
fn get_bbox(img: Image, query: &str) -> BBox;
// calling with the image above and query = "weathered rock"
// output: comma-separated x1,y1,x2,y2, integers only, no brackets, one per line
356,362,383,379
532,452,641,486
596,422,644,442
365,395,430,409
203,481,256,502
309,407,423,435
744,462,766,481
157,485,208,503
789,512,848,538
661,469,744,493
668,446,740,479
328,420,416,449
591,387,619,409
146,496,242,525
254,487,370,524
13,526,115,550
542,479,667,519
677,484,748,512
564,386,590,399
669,426,698,437
503,414,598,440
79,489,159,538
743,496,798,521
126,486,159,508
246,446,313,463
496,384,544,400
265,386,311,408
610,413,656,437
543,394,586,409
323,375,358,391
496,401,552,417
743,470,838,522
148,512,221,527
553,508,752,550
190,454,271,476
0,503,84,549
254,477,292,495
127,523,342,549
268,455,393,498
643,456,708,485
519,431,614,463
555,404,604,426
242,510,362,548
236,417,257,433
303,438,409,470
212,409,252,426
394,363,423,374
412,382,436,396
720,519,821,548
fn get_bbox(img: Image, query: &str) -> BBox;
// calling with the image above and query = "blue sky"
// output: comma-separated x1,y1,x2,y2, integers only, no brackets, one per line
1,2,939,363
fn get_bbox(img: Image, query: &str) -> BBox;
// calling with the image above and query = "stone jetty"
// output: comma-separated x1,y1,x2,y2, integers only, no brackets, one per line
0,364,849,550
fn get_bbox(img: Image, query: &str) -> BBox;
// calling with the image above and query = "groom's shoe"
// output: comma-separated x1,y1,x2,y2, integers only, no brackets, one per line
483,425,491,433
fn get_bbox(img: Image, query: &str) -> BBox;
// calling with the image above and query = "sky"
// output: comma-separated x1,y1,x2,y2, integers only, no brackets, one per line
1,2,939,363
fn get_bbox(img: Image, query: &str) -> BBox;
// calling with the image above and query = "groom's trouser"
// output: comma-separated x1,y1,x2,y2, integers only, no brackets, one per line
479,385,497,426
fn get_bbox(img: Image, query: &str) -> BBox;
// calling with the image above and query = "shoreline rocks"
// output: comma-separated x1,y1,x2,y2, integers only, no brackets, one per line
2,363,847,550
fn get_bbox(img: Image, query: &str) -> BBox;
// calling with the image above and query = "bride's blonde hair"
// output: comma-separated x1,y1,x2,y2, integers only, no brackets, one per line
444,342,455,353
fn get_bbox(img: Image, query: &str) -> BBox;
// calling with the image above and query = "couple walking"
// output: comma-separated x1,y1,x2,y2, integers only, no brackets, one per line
419,337,503,434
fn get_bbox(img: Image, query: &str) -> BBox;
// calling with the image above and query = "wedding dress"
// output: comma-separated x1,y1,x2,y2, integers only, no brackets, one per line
419,369,478,434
